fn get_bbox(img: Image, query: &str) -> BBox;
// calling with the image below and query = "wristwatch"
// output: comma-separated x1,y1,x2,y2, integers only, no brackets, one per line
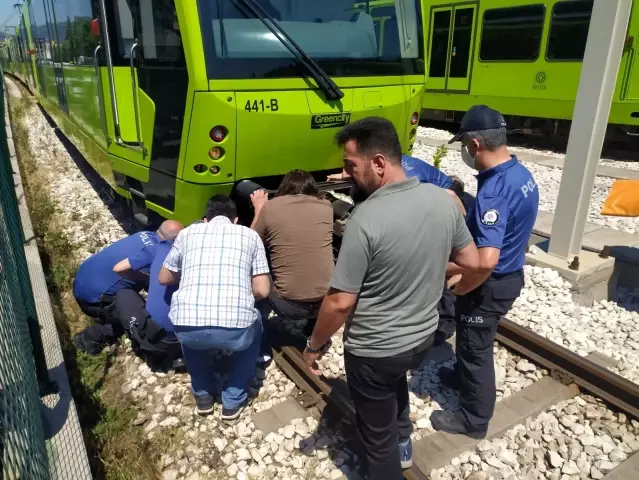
306,337,329,354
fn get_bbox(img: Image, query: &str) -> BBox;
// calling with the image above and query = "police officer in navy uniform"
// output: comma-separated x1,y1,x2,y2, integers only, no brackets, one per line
430,105,539,439
73,220,183,354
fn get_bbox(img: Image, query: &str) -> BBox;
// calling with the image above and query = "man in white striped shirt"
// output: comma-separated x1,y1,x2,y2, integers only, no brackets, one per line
159,195,271,420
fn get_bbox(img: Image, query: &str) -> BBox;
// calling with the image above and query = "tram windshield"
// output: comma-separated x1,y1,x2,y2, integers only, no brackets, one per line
198,0,424,79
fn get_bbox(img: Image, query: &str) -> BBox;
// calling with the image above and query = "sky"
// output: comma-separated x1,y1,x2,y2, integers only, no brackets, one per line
0,2,20,31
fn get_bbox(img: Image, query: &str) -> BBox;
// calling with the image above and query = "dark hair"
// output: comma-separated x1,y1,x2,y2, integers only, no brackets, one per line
204,194,237,221
448,175,465,199
462,128,507,151
275,169,321,198
335,117,402,164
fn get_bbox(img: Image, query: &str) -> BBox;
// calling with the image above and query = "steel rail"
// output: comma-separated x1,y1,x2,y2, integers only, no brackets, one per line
497,317,639,419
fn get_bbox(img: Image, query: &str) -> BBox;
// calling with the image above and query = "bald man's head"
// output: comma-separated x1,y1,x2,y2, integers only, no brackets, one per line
157,220,184,241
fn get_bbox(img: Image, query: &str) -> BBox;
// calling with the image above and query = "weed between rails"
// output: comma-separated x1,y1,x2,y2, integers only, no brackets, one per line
8,82,164,479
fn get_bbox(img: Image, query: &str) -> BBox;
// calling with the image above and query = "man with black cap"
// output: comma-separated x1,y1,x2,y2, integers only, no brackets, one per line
430,105,539,439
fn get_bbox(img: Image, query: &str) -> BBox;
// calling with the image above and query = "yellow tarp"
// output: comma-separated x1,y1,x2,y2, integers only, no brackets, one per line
601,179,639,217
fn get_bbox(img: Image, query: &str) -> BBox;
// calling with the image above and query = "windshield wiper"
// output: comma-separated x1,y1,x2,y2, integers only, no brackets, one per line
231,0,344,101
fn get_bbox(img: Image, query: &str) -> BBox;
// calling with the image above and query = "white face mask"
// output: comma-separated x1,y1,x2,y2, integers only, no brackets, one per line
461,145,476,169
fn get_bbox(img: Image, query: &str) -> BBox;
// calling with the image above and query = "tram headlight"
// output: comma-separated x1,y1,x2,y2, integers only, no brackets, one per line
210,126,227,142
410,112,419,125
210,166,221,175
208,147,225,160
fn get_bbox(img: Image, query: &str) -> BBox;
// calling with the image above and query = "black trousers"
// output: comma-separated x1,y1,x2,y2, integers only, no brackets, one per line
258,289,322,355
75,293,116,323
113,290,181,359
75,293,121,345
345,336,433,480
454,270,524,431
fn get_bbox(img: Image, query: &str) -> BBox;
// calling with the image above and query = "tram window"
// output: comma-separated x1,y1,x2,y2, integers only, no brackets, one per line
429,10,451,78
546,0,593,61
113,0,184,63
53,0,101,66
30,0,52,62
197,0,424,78
479,5,544,61
449,7,474,78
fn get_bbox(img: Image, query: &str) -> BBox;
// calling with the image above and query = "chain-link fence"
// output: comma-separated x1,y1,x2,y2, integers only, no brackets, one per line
0,69,50,479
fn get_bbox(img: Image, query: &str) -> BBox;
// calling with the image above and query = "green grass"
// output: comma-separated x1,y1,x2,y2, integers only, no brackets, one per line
8,82,165,480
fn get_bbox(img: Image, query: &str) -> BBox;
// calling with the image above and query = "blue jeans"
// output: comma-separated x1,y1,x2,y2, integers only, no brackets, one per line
174,316,262,410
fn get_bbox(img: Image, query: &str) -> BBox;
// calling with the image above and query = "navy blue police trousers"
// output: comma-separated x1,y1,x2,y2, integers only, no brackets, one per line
454,270,524,431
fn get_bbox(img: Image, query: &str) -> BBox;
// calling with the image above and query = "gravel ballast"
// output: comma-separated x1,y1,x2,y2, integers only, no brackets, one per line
411,142,639,234
10,77,639,479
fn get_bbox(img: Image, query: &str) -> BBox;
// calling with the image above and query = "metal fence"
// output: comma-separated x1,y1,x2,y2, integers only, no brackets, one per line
0,69,50,479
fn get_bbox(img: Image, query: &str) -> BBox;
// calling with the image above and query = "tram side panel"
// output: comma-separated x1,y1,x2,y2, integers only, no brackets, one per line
420,0,639,134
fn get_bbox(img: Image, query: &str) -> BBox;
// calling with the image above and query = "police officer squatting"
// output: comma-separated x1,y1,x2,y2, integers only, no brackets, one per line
67,106,538,476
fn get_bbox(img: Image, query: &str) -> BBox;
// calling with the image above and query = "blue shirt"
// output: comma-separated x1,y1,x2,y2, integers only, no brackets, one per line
73,231,159,303
401,155,454,189
128,241,176,332
467,156,539,274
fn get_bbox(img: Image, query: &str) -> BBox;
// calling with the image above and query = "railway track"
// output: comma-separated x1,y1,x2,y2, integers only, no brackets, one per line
271,319,639,479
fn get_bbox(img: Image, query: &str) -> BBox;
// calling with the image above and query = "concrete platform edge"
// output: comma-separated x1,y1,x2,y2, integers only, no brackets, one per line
4,82,92,479
412,377,577,474
416,134,639,180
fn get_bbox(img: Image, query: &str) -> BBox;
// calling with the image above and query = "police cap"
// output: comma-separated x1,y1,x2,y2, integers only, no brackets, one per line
448,105,507,144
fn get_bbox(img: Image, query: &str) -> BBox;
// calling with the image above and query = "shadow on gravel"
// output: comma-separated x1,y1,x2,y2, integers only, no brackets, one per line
407,342,461,414
262,317,366,478
36,104,140,236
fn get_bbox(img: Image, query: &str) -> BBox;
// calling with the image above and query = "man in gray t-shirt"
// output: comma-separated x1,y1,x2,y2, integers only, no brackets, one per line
303,117,480,480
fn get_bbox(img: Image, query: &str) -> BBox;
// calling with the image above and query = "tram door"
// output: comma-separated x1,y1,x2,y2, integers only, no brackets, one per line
99,0,188,216
622,8,639,101
99,0,187,171
426,3,477,93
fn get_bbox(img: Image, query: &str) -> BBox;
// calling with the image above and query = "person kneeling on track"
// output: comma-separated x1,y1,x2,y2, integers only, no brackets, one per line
108,223,185,369
158,195,271,421
430,105,539,440
306,117,481,480
249,169,335,364
73,220,183,354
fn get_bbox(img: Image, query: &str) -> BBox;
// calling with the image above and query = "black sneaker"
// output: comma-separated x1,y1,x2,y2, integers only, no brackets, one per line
430,410,487,439
73,331,104,355
195,394,214,416
221,402,247,422
438,366,460,389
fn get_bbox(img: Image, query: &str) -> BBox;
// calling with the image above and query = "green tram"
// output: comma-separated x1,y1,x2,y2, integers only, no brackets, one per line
420,0,639,141
1,0,425,225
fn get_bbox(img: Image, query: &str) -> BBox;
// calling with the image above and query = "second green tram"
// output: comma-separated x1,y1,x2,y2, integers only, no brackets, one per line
2,0,425,225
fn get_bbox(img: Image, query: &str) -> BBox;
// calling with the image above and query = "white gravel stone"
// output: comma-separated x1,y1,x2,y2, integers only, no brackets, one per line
432,395,639,480
162,470,179,480
417,125,639,171
505,265,639,384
